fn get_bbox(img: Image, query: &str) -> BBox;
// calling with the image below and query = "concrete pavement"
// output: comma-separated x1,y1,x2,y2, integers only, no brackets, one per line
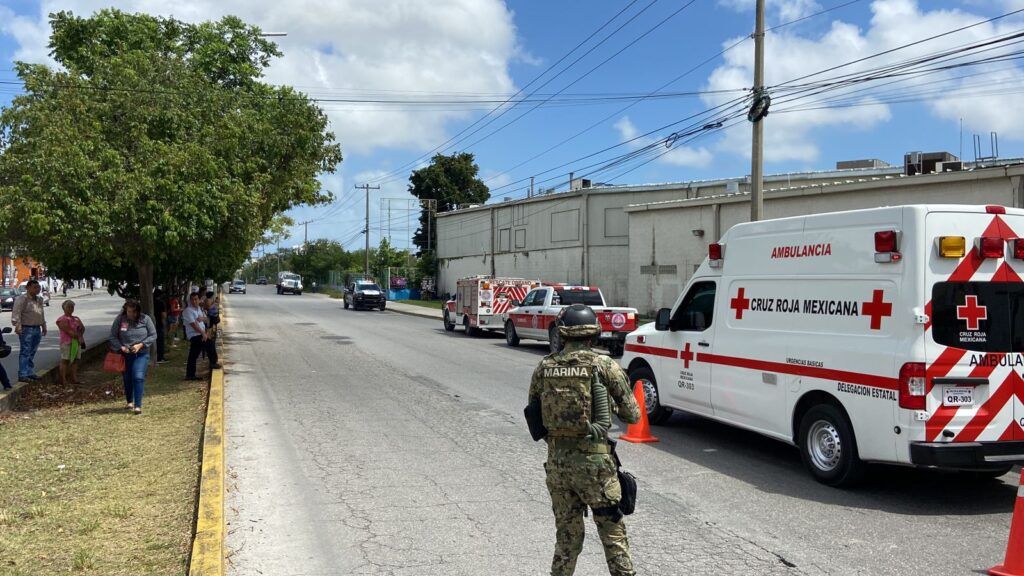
224,286,1018,576
382,300,443,320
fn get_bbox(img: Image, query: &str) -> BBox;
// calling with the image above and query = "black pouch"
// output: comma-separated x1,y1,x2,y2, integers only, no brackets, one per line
608,439,637,516
524,398,548,441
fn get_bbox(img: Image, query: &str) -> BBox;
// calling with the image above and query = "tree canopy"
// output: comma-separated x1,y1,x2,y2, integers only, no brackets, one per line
0,9,342,311
408,152,489,256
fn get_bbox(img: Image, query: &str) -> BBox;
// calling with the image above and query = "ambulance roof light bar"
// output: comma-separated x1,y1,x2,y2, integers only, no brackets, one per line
986,205,1007,214
874,230,901,263
708,243,723,268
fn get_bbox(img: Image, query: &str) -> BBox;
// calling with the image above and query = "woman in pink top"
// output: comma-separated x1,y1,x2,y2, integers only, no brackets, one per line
55,299,85,385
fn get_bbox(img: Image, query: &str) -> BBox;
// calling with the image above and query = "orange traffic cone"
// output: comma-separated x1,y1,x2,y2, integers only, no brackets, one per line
991,475,1024,576
620,381,659,444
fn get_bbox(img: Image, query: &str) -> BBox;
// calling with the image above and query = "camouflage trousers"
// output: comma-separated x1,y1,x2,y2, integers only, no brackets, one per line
544,452,635,576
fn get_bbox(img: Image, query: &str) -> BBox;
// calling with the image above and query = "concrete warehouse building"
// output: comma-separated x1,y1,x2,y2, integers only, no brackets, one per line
435,154,1024,314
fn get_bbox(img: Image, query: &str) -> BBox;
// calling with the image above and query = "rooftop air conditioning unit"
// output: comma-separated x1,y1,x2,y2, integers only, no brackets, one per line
725,181,740,194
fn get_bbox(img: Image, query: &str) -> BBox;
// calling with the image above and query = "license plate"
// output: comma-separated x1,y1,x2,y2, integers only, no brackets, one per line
600,331,612,338
943,386,974,406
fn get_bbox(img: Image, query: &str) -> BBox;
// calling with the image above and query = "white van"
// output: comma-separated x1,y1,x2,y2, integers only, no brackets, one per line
621,205,1024,486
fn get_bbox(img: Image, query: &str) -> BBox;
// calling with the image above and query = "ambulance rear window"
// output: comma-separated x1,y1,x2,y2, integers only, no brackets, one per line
555,289,603,306
931,282,1024,352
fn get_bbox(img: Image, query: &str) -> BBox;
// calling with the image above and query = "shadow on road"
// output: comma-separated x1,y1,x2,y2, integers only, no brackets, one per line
643,410,1017,516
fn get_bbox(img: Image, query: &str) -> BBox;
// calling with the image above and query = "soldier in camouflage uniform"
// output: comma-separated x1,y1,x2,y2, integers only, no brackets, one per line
528,304,641,576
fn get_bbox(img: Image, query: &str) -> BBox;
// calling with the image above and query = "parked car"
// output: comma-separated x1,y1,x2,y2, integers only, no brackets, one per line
229,279,247,294
16,282,50,307
0,288,16,311
256,276,268,285
344,281,386,311
502,284,637,356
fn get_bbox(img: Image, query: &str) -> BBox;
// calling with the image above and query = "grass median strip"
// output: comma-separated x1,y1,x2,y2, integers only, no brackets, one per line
0,343,208,576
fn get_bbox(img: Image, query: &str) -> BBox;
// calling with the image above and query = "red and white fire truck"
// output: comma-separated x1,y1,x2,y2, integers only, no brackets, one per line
444,276,539,336
503,284,638,356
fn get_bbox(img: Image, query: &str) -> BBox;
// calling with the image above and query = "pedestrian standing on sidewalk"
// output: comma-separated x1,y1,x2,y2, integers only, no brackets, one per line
167,292,182,346
109,299,156,415
11,279,46,382
153,288,167,364
55,300,85,386
184,292,219,380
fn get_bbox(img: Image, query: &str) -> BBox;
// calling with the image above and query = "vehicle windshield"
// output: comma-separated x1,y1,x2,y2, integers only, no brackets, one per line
1,289,15,297
282,274,300,281
233,280,245,285
555,289,603,306
357,284,382,292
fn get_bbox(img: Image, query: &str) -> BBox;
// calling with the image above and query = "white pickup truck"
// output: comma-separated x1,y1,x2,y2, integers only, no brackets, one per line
502,284,638,356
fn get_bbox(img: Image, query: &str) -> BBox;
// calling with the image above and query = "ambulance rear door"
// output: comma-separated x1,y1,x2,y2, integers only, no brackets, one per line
924,207,1024,445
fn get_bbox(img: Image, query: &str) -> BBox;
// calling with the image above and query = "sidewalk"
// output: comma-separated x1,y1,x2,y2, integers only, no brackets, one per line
385,300,443,320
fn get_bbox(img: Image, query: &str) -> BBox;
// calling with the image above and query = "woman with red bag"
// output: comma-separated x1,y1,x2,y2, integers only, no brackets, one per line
108,299,157,415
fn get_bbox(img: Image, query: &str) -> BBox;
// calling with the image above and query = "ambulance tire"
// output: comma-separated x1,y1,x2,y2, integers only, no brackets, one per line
463,316,478,337
798,404,865,487
505,322,520,347
443,312,455,332
630,365,671,425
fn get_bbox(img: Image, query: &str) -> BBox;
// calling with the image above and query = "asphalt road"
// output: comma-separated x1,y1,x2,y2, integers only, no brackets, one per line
225,286,1018,576
0,289,123,383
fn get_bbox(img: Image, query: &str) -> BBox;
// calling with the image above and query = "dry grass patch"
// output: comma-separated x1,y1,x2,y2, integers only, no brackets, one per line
0,343,208,576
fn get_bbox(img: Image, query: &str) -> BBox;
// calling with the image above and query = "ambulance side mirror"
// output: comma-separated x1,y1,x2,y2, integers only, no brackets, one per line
655,308,672,331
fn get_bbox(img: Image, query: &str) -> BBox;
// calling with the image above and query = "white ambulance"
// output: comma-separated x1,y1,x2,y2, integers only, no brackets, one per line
621,205,1024,486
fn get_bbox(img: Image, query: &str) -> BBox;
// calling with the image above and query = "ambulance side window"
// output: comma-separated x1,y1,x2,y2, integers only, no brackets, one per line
522,290,541,306
671,281,716,331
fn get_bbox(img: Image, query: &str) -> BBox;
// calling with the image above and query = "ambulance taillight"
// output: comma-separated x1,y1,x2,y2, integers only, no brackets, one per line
898,362,927,411
709,243,723,268
978,237,1005,259
1014,239,1024,260
874,230,901,263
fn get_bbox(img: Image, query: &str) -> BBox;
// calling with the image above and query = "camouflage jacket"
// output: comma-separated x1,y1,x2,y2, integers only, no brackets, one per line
528,340,641,434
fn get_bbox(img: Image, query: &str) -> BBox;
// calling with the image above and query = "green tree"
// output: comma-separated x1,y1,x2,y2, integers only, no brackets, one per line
0,10,342,314
290,239,351,284
408,153,489,259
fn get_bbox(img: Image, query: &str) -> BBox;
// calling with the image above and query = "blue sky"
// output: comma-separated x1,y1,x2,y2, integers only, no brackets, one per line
1,0,1022,253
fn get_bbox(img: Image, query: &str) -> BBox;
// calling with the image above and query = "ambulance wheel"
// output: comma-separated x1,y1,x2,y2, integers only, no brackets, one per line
463,316,478,337
505,322,520,347
443,312,455,332
548,326,563,354
629,365,671,425
798,404,865,487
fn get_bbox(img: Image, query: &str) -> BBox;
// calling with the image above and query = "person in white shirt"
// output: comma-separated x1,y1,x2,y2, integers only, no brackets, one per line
183,291,219,380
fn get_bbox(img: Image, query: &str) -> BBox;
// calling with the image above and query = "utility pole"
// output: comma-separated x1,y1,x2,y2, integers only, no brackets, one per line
749,0,767,222
530,176,534,198
355,183,380,276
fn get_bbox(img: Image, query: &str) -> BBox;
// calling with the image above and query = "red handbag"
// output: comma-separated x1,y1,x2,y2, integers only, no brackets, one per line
103,351,126,373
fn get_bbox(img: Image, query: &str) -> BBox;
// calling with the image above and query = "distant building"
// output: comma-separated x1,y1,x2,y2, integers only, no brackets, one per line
437,152,1024,314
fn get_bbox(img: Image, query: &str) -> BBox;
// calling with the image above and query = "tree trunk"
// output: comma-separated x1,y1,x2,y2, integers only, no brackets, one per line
137,261,155,319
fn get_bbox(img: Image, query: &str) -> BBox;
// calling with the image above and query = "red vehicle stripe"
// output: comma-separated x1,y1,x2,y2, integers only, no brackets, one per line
955,370,1019,442
927,352,1001,441
624,343,677,358
697,353,899,390
626,345,898,389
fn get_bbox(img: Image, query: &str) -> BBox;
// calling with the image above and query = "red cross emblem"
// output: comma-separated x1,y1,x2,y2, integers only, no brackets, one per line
957,295,987,331
730,287,750,320
680,342,694,369
861,289,893,331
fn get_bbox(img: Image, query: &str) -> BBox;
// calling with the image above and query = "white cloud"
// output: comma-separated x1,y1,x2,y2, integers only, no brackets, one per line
717,0,822,24
703,0,1024,164
614,116,713,169
1,0,520,156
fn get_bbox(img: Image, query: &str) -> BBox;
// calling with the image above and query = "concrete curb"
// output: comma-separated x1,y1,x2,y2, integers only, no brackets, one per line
188,367,225,576
189,291,227,576
386,302,443,321
0,342,108,413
